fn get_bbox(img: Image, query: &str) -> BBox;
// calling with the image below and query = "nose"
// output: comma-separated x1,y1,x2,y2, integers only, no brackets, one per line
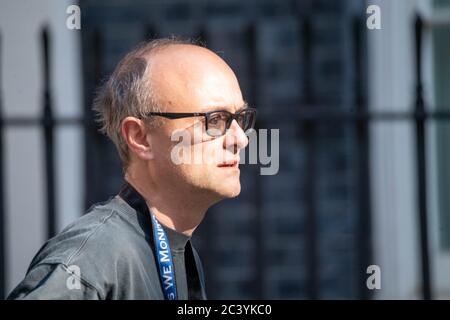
223,119,249,153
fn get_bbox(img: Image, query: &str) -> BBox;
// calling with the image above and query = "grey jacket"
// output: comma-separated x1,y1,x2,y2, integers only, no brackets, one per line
7,184,207,300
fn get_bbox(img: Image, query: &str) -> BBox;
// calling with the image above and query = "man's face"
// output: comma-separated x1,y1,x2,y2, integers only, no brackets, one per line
147,45,249,201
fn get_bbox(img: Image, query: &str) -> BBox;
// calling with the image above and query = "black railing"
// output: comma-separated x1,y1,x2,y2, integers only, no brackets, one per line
301,17,320,300
42,27,57,240
414,14,431,300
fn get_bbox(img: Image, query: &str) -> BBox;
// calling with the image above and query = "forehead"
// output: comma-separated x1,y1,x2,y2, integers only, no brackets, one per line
203,101,249,114
191,75,245,113
148,45,245,113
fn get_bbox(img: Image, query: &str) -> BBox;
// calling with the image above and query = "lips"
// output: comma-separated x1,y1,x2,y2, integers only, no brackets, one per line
217,160,239,168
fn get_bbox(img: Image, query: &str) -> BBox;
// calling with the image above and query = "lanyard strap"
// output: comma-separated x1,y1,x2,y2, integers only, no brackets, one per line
150,213,177,300
118,182,205,300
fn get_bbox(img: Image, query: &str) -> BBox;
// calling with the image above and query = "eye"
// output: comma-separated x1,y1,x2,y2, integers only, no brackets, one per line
208,113,225,125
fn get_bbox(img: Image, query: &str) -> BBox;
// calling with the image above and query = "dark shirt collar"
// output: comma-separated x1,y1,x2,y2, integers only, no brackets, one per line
118,182,191,251
160,222,191,252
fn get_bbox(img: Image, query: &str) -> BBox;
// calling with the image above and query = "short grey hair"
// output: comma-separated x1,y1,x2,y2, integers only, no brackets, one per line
93,37,199,169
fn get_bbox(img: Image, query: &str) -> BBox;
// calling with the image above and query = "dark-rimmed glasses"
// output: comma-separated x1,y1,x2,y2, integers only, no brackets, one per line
143,108,257,137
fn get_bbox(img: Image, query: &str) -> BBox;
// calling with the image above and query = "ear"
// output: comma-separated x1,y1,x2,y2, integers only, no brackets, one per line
121,116,154,161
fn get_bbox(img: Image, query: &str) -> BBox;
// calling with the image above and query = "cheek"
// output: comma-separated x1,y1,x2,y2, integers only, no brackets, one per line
152,137,178,171
197,138,225,165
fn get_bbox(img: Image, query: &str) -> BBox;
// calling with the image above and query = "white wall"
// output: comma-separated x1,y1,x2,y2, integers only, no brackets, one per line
0,0,84,294
367,0,422,299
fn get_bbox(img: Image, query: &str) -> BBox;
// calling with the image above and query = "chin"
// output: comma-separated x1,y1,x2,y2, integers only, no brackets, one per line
203,182,241,201
218,184,241,199
198,170,242,200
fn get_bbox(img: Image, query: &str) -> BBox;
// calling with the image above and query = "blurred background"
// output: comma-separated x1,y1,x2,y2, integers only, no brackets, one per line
0,0,450,299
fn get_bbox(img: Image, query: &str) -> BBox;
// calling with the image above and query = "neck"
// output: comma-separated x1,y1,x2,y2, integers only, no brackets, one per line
124,167,210,237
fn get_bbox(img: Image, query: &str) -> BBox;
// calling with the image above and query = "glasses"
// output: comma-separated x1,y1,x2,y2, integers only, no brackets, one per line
144,108,257,137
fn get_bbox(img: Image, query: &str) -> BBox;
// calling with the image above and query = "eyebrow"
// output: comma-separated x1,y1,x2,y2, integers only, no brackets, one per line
238,102,249,112
208,102,249,113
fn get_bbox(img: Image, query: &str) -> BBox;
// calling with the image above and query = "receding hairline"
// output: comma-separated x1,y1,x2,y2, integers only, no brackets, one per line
131,42,230,94
144,42,218,58
144,42,237,88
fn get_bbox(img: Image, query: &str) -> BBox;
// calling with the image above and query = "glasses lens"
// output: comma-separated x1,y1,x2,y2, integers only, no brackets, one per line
238,110,256,133
206,112,229,136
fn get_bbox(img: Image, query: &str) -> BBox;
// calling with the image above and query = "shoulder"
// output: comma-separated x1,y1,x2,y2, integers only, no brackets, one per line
7,263,101,300
26,196,150,287
30,198,129,266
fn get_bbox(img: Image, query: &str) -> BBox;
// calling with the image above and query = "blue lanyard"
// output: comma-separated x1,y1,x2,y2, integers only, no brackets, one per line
151,214,178,300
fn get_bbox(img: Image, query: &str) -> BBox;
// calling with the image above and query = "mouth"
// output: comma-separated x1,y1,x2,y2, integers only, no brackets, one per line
217,160,239,168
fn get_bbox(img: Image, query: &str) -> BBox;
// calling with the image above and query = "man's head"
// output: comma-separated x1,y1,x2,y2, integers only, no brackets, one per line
94,38,253,204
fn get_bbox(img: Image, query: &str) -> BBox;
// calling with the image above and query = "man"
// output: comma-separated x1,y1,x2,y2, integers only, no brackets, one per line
7,38,256,299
